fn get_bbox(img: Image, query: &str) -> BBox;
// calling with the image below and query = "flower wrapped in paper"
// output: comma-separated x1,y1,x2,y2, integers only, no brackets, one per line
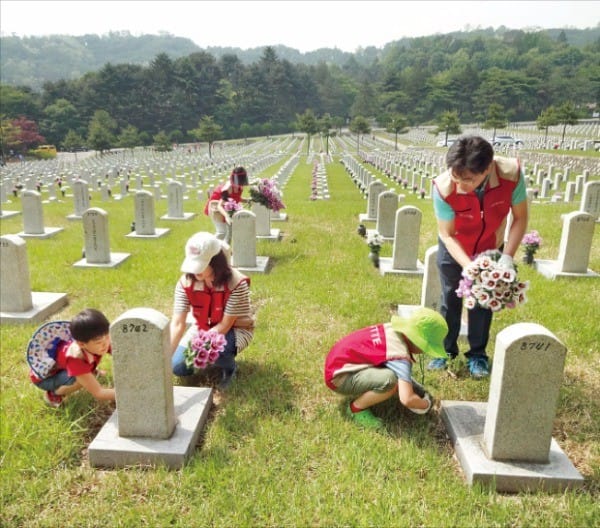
183,328,227,371
456,250,529,312
249,178,286,212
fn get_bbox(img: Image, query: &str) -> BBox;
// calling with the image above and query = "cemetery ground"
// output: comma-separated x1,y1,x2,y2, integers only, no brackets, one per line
1,153,599,527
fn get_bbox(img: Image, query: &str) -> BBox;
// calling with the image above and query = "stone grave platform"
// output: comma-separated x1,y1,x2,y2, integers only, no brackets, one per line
0,210,20,219
379,258,424,277
234,255,271,274
17,227,63,239
256,228,281,242
534,259,599,280
1,291,68,324
73,252,130,268
88,386,212,469
125,228,170,239
440,400,584,493
160,212,196,221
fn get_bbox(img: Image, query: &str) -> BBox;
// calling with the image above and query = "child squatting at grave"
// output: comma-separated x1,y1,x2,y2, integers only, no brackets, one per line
204,166,249,244
27,308,115,408
429,135,528,379
170,232,254,390
324,308,449,431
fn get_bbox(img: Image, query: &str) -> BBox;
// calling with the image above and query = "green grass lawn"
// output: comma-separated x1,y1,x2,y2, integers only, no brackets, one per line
1,146,599,527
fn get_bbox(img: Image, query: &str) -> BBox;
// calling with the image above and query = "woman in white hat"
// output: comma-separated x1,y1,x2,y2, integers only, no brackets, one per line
170,232,254,390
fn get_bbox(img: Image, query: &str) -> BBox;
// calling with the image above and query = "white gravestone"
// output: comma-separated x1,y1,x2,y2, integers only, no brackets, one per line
160,181,195,221
579,180,600,221
88,307,212,469
375,190,398,240
18,190,63,238
441,323,584,492
535,211,598,279
359,180,386,222
126,190,169,239
231,210,269,273
73,208,130,268
251,202,281,241
379,206,424,276
67,180,90,220
0,235,67,323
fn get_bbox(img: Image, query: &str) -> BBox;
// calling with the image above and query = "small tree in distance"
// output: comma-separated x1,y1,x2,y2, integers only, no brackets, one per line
482,103,508,142
536,106,560,145
554,101,581,146
349,116,371,153
386,113,409,151
191,115,223,158
433,110,462,146
296,109,319,154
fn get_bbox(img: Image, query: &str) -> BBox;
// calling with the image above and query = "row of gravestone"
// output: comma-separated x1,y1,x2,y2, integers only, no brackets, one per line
0,148,302,322
345,161,598,279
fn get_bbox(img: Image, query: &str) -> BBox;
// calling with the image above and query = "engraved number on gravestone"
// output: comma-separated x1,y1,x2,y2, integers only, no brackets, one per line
120,323,149,333
519,340,551,352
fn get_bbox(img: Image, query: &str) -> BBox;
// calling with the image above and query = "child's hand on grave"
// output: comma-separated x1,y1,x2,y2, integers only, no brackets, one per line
409,392,432,415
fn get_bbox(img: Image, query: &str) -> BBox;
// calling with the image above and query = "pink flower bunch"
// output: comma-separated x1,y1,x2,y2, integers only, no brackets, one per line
184,328,226,370
222,198,243,217
249,178,286,212
521,230,542,254
456,250,529,312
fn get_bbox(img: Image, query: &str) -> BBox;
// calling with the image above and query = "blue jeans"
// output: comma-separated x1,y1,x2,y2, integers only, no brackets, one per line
437,238,492,360
35,370,76,392
172,327,237,376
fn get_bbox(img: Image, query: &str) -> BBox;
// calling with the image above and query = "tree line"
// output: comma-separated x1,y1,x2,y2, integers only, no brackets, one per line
1,27,598,158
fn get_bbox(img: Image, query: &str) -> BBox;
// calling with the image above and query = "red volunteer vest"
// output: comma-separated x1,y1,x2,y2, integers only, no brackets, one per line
182,274,250,330
434,157,520,257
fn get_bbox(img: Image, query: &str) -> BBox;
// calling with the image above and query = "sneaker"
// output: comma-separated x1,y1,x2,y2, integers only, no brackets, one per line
468,357,490,379
217,364,237,391
43,390,63,408
427,358,448,371
346,404,384,430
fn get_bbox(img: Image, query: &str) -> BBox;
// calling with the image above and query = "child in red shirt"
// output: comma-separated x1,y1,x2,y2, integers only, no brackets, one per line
27,308,115,407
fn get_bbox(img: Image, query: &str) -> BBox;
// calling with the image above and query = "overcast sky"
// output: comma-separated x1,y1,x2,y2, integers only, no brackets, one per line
1,1,598,53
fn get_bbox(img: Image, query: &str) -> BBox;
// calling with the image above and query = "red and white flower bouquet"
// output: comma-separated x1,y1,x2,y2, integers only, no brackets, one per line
456,250,529,312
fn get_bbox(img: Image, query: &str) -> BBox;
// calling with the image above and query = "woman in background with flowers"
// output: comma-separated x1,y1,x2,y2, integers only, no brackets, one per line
204,166,249,244
169,232,254,390
429,135,528,379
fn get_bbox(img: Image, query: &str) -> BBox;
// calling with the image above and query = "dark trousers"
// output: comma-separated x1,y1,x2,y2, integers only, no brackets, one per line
437,239,492,360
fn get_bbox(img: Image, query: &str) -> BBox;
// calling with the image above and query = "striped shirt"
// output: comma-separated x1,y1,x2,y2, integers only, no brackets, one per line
173,277,253,351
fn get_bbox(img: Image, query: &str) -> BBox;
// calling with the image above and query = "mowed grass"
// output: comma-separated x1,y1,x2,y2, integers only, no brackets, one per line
1,147,599,527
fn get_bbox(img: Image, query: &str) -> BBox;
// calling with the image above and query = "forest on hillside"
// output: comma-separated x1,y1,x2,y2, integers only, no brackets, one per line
0,27,599,154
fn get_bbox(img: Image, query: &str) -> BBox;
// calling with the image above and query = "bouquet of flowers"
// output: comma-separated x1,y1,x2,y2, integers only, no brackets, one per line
183,328,226,371
366,231,384,253
222,198,243,217
521,230,542,256
249,178,286,212
456,250,529,312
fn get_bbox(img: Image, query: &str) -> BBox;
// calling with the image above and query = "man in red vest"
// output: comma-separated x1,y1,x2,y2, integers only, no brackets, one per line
430,135,528,378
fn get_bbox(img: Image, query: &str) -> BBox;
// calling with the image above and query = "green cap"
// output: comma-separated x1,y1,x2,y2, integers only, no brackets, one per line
390,307,448,359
